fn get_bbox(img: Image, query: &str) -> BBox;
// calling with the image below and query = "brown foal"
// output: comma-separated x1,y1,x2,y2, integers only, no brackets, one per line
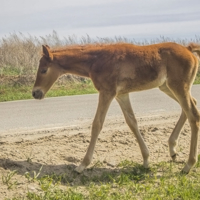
32,42,200,173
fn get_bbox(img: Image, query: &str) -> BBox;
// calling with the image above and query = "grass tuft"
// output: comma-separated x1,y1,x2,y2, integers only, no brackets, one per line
3,158,200,199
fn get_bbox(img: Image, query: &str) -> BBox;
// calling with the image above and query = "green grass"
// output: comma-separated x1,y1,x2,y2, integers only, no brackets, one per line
194,72,200,84
0,67,23,76
0,81,97,102
5,156,200,200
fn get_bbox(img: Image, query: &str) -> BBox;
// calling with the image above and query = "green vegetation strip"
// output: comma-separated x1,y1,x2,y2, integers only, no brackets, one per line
3,156,200,200
0,81,97,102
1,74,200,102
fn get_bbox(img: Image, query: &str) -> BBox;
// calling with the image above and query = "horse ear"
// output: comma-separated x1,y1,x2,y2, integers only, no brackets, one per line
45,45,50,49
42,45,53,61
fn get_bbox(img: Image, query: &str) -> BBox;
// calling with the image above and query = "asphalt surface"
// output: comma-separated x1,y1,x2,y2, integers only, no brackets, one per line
0,85,200,134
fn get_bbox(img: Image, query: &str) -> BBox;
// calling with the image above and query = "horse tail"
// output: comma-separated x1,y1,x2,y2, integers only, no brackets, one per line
187,43,200,57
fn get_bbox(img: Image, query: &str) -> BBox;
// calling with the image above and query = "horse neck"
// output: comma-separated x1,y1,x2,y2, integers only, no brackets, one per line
54,50,93,78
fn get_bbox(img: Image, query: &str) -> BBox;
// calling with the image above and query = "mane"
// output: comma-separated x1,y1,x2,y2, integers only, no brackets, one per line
49,43,125,54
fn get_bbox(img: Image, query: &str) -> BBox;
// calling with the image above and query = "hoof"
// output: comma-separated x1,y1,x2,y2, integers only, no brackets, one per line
143,160,149,169
180,170,189,175
171,154,177,161
74,164,85,173
181,163,190,174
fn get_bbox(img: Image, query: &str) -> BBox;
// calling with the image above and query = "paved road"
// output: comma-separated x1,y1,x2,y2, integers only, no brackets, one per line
0,85,200,134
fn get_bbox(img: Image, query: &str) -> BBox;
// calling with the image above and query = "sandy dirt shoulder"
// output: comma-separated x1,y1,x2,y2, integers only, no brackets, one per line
0,113,198,199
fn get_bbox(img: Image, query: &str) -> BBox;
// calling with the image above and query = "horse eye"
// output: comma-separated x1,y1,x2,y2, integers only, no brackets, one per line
41,69,47,74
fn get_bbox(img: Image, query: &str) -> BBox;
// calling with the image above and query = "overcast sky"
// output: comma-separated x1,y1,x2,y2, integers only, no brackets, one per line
1,0,200,41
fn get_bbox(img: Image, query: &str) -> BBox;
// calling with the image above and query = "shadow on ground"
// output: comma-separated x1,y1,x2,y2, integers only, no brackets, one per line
0,157,186,187
0,158,155,185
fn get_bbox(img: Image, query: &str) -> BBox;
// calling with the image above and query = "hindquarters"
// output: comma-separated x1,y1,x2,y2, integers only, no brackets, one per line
160,43,199,123
159,43,200,173
162,43,199,89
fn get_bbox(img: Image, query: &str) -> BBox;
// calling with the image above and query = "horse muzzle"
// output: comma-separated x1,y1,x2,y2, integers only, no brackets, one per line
32,89,44,100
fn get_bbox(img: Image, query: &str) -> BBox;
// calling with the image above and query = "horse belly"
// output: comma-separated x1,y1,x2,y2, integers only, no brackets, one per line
116,65,167,94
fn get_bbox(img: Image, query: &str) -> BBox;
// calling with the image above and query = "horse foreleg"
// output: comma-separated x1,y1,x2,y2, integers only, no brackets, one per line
75,91,115,173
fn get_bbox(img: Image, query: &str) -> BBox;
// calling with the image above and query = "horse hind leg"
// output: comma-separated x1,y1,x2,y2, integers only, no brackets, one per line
116,93,149,168
159,83,187,160
166,81,200,173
